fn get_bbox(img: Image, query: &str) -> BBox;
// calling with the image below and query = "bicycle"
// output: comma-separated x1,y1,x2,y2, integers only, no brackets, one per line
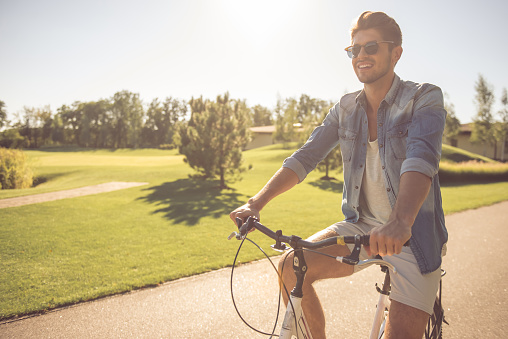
228,216,447,338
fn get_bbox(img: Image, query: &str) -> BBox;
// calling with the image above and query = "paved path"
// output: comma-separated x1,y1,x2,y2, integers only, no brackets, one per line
0,182,148,208
1,201,507,338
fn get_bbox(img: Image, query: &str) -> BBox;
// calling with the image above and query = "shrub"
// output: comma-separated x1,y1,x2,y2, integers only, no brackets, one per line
439,160,508,184
0,148,34,189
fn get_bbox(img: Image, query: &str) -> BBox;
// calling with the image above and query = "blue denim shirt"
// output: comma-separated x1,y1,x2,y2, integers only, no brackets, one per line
283,74,448,274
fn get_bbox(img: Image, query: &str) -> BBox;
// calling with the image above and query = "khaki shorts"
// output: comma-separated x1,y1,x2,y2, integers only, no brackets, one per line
327,220,443,315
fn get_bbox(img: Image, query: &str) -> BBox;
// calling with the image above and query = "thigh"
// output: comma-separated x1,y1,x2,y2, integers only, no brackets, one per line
385,300,429,339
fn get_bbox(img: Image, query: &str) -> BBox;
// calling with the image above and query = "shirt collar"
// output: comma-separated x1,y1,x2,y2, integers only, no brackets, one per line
355,73,401,107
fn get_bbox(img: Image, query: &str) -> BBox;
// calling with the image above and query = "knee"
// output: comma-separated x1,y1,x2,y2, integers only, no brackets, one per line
278,252,293,275
278,252,296,284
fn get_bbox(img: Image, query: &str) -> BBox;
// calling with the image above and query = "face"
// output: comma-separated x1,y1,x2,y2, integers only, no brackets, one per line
350,28,401,85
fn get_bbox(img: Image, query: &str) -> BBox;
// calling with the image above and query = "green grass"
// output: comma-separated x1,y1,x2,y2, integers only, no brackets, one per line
1,144,508,320
441,144,496,163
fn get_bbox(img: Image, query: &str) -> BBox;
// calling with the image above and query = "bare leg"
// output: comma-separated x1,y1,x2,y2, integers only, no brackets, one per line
384,300,430,339
278,229,353,339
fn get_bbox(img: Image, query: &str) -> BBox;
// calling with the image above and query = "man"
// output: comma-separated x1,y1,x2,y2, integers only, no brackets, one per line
230,11,447,339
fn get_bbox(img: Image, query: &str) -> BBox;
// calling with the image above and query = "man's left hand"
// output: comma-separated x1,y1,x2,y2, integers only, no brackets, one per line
366,219,412,256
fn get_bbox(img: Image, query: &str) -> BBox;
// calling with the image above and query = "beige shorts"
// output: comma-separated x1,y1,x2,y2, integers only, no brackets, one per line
327,220,443,315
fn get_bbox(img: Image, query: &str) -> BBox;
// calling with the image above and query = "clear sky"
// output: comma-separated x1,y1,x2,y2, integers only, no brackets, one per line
1,0,507,124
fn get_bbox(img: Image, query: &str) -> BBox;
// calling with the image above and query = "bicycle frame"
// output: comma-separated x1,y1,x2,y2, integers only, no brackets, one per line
370,268,391,339
279,295,313,339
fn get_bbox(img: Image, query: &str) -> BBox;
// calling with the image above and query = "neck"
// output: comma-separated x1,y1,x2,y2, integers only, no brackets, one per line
364,72,395,114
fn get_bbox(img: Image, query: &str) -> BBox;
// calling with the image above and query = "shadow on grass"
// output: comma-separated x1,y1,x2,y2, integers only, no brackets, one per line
307,178,343,193
138,178,248,226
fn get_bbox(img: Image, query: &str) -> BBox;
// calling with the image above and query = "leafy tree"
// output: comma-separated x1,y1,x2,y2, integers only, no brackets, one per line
251,104,272,126
443,93,461,146
495,88,508,161
273,97,299,145
0,101,7,129
19,107,37,148
110,91,144,148
50,114,65,145
143,97,187,148
470,74,496,157
58,103,82,145
0,128,25,148
177,93,250,189
37,106,53,146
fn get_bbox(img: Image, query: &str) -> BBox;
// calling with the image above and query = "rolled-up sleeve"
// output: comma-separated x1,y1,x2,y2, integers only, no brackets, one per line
401,85,446,178
282,106,341,183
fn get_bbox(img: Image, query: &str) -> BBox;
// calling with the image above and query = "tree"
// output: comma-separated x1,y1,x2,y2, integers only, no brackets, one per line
143,97,187,148
495,88,508,161
273,97,299,145
470,74,496,157
177,93,251,189
443,93,461,146
50,114,65,145
110,91,144,148
58,103,82,145
251,105,272,126
0,101,7,129
0,128,25,148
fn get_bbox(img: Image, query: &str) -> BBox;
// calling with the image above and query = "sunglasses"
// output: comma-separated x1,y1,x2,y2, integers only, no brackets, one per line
344,41,395,59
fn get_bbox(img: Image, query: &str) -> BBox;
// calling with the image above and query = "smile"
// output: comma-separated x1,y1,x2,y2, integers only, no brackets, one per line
358,63,373,69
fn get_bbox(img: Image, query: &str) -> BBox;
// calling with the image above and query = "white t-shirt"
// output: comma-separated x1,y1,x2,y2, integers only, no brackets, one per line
359,138,392,225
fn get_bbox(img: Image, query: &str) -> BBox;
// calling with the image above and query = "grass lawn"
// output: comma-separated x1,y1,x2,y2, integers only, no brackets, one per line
1,145,508,319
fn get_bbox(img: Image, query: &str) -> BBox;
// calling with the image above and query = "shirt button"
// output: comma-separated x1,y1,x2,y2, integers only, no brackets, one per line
355,186,359,189
387,188,391,192
378,123,383,127
382,166,385,169
359,164,363,168
379,144,383,148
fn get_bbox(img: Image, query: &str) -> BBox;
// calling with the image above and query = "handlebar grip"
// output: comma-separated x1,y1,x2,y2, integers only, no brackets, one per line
341,235,410,247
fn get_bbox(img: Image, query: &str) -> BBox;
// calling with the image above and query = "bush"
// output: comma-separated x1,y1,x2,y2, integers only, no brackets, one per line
439,160,508,183
0,148,34,189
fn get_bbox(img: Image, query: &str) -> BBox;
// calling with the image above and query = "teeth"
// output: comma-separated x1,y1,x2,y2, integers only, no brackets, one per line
358,64,372,69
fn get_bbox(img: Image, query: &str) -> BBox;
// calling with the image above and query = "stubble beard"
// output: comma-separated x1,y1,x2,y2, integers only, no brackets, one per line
356,54,392,84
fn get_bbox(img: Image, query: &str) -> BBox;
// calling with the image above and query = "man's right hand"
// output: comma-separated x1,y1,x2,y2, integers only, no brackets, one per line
229,203,261,227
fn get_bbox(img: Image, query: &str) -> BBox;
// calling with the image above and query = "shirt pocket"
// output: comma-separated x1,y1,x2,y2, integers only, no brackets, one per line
387,121,410,160
337,127,357,162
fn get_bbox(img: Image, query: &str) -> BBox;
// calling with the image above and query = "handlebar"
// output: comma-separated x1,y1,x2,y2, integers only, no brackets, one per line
228,216,402,273
230,216,383,248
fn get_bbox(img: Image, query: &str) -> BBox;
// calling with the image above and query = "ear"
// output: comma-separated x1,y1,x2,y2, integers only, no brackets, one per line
392,46,403,66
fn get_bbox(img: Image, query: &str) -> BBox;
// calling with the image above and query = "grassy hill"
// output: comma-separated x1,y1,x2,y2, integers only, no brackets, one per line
1,144,507,319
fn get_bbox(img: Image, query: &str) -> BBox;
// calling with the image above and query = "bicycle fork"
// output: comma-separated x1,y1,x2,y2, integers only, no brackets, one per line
370,267,391,339
280,248,314,339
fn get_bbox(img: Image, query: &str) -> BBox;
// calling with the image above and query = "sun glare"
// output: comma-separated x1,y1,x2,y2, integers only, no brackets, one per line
220,0,302,48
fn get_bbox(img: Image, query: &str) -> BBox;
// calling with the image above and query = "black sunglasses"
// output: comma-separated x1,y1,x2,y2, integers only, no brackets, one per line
344,41,395,59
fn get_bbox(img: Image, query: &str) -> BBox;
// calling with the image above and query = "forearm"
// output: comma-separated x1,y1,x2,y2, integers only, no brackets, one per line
248,167,300,211
389,171,432,227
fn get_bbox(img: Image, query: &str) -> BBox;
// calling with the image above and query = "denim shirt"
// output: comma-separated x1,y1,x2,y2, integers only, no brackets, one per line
283,74,448,274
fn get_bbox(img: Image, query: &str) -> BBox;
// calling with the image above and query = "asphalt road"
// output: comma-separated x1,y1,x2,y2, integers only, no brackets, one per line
1,201,507,338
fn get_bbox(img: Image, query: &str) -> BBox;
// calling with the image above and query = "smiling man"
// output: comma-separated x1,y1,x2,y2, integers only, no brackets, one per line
230,11,447,339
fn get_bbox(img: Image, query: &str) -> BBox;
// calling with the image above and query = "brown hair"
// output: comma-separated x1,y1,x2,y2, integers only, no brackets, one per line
351,11,402,47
